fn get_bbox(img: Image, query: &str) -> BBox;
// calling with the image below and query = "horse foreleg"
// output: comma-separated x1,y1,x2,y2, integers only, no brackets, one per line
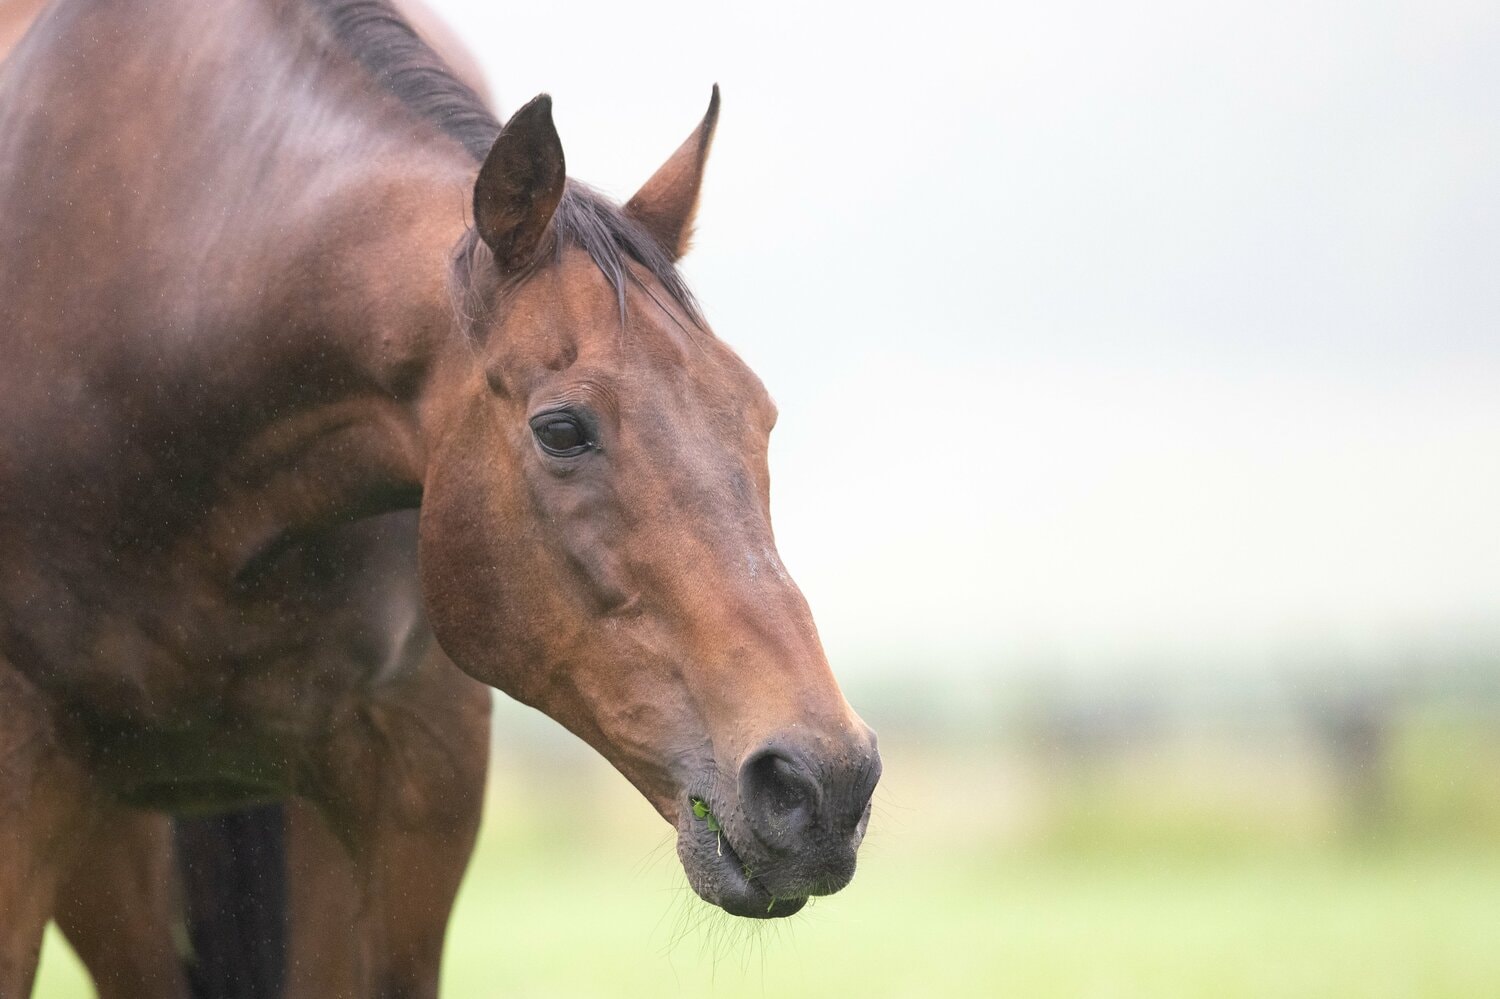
53,806,191,999
285,654,490,999
282,794,363,998
0,662,100,998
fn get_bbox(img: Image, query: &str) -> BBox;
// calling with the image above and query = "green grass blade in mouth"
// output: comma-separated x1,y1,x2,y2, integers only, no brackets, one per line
689,797,722,832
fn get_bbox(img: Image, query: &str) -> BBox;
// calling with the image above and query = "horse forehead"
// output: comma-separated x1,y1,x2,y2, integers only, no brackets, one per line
501,251,667,350
603,323,768,425
493,250,769,421
544,256,765,407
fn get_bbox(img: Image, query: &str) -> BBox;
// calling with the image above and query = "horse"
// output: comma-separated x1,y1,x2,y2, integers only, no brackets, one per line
0,0,881,996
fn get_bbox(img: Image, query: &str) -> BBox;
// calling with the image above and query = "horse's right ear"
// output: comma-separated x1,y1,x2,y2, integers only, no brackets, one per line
473,94,566,272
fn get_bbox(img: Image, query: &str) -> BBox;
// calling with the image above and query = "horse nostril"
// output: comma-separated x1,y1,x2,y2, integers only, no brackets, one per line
764,754,812,813
740,748,819,848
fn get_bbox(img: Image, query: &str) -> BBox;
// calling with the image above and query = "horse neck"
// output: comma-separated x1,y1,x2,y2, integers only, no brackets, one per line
146,0,488,528
195,141,485,543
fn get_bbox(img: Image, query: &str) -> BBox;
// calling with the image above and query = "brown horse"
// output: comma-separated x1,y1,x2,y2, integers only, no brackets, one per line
0,0,880,996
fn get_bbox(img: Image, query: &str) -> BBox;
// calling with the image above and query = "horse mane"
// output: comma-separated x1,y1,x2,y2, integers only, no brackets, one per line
308,0,701,328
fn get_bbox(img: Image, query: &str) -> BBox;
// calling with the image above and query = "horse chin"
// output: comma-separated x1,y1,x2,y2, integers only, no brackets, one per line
675,811,808,920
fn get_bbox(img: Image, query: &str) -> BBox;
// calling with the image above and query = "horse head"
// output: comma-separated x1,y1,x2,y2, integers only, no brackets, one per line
419,91,880,918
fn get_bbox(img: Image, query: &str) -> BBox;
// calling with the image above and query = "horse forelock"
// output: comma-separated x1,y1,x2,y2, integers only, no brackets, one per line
448,184,705,343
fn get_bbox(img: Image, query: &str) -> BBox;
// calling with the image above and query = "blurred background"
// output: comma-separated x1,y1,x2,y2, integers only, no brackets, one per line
35,0,1500,995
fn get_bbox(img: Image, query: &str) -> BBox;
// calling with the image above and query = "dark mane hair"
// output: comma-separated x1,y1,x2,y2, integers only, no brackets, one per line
309,0,701,328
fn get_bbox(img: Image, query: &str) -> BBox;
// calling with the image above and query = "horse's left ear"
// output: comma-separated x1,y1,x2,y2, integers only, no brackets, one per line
625,85,720,261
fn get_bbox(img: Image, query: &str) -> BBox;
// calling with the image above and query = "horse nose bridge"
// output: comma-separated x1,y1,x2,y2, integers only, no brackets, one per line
672,569,831,682
658,507,800,601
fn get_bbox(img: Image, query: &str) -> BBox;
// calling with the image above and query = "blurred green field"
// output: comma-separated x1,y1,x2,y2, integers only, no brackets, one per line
33,727,1500,998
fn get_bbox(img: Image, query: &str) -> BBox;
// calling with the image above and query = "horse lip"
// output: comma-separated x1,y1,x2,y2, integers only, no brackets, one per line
676,799,807,919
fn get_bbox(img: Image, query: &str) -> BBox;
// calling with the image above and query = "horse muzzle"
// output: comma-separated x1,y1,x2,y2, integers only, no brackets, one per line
675,729,881,918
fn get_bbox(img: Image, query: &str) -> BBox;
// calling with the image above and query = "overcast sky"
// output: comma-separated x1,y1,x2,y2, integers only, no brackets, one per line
426,0,1500,675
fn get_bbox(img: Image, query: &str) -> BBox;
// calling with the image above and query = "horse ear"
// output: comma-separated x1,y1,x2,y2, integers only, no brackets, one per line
473,94,566,271
625,85,720,261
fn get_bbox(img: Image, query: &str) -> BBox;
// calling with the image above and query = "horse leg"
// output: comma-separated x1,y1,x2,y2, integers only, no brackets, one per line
52,806,191,999
0,662,100,998
283,795,363,997
285,653,490,999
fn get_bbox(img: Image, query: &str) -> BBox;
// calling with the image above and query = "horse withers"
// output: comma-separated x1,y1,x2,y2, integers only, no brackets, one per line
0,0,880,995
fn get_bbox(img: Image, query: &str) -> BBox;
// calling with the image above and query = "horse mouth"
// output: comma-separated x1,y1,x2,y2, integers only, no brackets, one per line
675,803,808,919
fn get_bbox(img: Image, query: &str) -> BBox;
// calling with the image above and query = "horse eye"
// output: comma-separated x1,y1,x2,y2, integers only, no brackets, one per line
533,416,589,456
